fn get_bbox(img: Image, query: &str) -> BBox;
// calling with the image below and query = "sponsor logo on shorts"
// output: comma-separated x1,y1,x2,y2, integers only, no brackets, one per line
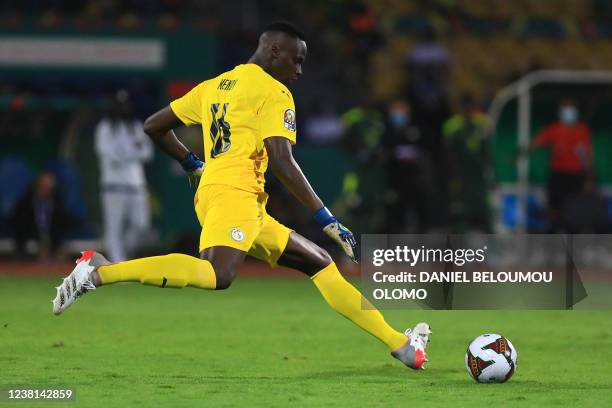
284,109,296,132
230,227,245,242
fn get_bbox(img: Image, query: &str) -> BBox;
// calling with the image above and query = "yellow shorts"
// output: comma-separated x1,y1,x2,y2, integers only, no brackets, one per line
194,184,293,267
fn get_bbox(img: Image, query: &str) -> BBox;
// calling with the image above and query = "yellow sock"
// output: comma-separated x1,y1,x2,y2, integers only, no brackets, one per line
312,262,407,351
98,253,216,289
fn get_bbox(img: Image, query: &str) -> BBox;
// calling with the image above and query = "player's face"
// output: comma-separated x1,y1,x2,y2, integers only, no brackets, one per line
272,38,307,85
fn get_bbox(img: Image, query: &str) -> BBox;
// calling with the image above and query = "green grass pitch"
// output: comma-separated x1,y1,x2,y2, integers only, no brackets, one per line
1,276,612,407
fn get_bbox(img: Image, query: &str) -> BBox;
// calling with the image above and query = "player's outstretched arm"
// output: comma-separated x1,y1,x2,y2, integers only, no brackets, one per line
144,106,204,187
265,137,359,262
264,136,323,211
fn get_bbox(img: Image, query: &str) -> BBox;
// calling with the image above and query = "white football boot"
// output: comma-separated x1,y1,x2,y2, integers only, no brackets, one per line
391,322,432,370
52,250,109,315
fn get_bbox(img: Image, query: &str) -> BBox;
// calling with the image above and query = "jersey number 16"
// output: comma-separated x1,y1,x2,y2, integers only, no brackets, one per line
210,102,231,158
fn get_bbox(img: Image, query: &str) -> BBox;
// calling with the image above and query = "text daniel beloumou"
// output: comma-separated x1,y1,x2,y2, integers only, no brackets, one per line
368,246,554,300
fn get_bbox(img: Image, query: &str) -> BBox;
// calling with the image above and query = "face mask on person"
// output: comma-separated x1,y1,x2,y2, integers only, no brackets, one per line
389,111,410,128
559,106,578,125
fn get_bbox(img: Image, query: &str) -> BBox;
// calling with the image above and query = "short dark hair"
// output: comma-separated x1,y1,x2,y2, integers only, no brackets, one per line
263,21,305,41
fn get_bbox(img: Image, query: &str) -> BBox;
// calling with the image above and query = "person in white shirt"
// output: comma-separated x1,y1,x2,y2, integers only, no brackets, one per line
95,90,153,261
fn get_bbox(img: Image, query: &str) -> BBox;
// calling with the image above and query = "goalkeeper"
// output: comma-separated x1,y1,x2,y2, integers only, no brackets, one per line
52,22,430,370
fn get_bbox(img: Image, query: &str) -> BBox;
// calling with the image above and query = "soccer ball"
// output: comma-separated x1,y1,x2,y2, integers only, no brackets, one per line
465,334,517,383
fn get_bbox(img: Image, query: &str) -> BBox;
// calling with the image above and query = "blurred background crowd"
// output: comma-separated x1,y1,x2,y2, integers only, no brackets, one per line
2,0,612,263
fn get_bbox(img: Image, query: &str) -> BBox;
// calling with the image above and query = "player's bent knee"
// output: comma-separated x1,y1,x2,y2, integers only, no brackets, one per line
214,268,237,290
280,232,335,276
215,275,233,290
313,246,333,269
300,246,333,275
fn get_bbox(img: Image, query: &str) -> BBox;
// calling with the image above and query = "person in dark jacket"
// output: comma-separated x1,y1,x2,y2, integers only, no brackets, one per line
11,172,71,260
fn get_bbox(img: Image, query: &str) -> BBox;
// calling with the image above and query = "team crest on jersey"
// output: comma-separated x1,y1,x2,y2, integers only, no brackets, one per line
230,227,245,242
284,109,296,132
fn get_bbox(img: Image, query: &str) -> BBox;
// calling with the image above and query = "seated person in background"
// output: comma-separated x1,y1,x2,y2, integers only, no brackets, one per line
10,172,72,261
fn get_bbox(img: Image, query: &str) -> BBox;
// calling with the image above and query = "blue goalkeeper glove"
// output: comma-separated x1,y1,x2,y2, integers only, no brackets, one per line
314,207,359,263
180,152,205,188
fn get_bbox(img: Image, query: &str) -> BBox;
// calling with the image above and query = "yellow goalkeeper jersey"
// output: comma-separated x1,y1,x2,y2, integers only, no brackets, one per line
170,63,297,193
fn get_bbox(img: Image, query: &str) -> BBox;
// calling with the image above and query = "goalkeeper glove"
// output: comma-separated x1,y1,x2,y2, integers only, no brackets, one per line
314,207,359,263
180,152,205,188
